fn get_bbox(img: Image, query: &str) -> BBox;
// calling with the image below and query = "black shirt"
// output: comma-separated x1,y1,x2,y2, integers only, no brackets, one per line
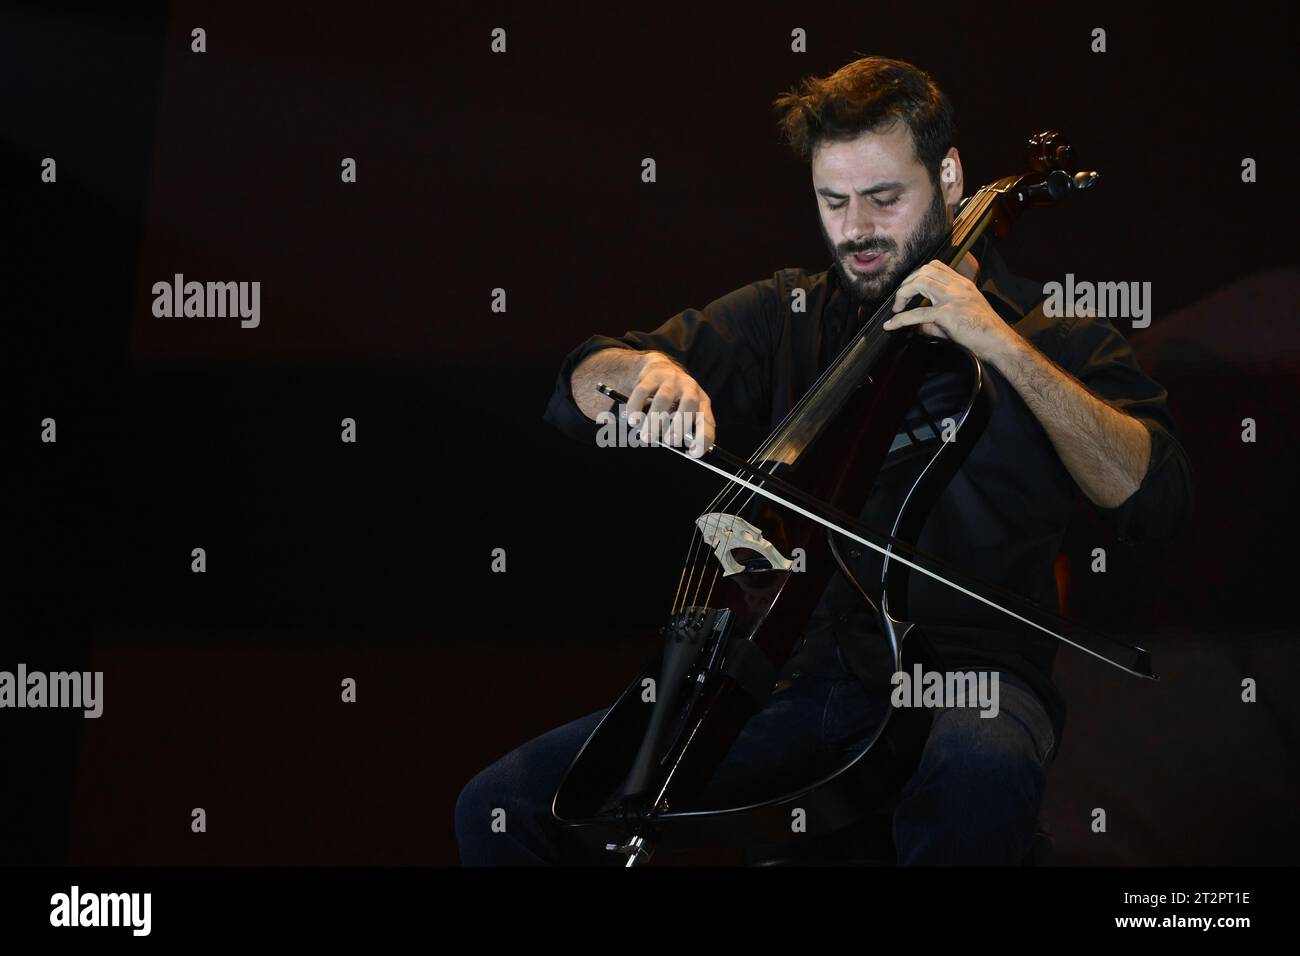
542,231,1194,749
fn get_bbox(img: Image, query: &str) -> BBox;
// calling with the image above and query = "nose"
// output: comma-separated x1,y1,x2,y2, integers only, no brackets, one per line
841,203,878,244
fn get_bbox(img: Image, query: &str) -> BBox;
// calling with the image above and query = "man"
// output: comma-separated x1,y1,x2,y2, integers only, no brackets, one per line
455,56,1193,865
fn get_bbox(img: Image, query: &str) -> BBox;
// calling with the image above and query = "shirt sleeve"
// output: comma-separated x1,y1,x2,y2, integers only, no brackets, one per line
542,276,784,444
1051,310,1195,543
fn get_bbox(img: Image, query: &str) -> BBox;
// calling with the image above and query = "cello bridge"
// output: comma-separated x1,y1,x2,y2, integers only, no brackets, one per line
695,512,793,576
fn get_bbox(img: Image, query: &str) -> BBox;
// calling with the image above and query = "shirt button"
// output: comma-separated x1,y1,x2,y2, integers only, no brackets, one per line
836,612,850,625
848,548,863,559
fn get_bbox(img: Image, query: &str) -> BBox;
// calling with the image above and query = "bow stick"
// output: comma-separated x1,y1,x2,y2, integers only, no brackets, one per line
597,383,1157,680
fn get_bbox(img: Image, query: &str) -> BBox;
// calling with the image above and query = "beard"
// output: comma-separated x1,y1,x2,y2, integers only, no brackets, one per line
821,182,951,315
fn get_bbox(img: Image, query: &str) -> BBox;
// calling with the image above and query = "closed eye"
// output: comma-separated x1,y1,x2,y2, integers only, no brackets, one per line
826,196,901,210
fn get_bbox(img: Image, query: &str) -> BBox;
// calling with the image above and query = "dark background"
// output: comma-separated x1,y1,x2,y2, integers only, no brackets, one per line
8,1,1298,865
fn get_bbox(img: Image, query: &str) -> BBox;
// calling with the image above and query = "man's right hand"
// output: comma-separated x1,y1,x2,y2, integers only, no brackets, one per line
625,353,716,457
571,348,716,457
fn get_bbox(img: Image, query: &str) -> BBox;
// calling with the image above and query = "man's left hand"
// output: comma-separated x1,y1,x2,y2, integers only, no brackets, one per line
882,259,1019,363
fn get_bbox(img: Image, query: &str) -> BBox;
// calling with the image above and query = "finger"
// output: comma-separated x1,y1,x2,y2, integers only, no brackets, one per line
678,388,715,456
644,381,682,443
625,377,660,428
891,273,946,312
883,306,940,331
665,407,686,447
673,389,703,449
918,262,959,290
928,259,976,291
687,393,716,458
913,261,953,279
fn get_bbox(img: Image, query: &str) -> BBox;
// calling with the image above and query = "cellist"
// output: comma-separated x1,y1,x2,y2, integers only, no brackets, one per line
455,55,1193,865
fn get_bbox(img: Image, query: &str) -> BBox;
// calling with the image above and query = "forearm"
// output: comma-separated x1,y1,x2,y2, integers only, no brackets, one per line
988,335,1151,508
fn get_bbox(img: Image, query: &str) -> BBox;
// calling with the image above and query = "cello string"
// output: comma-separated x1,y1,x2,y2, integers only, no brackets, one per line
669,558,690,616
727,188,990,486
757,188,994,464
707,191,994,529
666,188,995,615
761,191,993,476
671,190,992,615
656,435,1155,680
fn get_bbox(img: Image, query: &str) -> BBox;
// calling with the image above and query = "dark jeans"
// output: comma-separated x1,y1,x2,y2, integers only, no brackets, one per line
454,645,1056,865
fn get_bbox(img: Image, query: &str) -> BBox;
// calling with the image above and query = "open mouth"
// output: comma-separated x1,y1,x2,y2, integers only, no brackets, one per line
849,250,886,273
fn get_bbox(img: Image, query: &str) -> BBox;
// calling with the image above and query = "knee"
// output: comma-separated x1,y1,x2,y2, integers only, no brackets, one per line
894,711,1048,864
927,711,1047,809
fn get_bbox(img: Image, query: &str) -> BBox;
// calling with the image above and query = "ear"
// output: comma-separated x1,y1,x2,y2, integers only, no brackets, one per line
938,147,964,209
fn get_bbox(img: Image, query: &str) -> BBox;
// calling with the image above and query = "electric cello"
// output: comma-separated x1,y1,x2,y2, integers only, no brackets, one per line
551,131,1155,866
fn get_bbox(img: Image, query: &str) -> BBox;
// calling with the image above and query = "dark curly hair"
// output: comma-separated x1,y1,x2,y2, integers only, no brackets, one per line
773,56,955,185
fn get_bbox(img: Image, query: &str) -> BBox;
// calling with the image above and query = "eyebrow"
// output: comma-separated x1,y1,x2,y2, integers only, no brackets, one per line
816,181,905,199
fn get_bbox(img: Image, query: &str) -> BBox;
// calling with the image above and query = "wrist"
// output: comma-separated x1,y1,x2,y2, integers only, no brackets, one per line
637,350,680,377
985,327,1035,380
